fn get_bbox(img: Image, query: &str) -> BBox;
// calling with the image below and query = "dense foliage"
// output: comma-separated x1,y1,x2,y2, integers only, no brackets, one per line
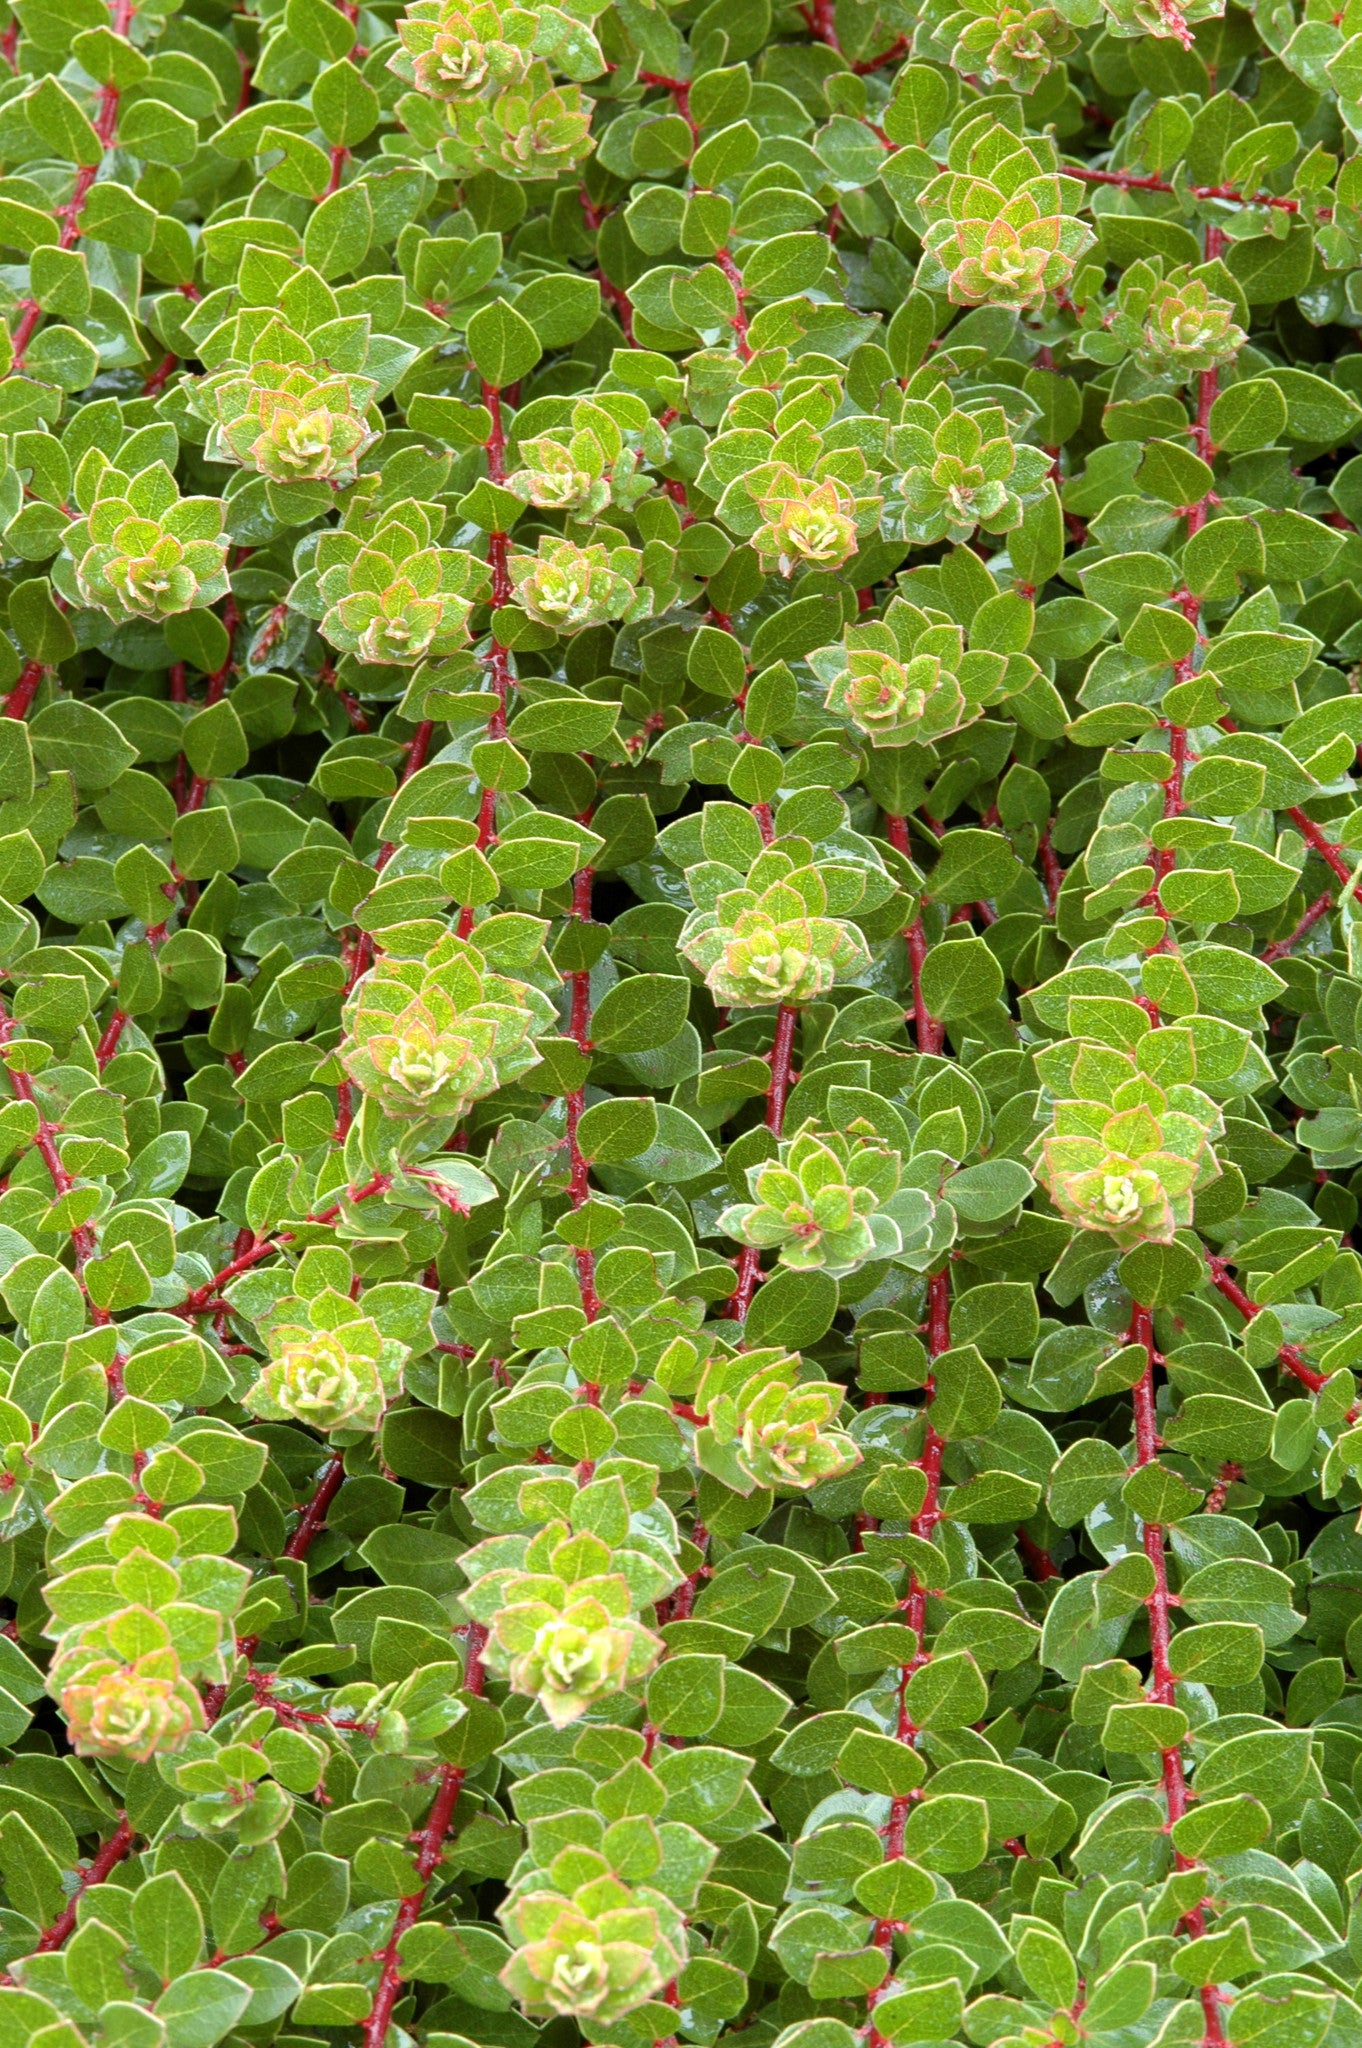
9,0,1362,2043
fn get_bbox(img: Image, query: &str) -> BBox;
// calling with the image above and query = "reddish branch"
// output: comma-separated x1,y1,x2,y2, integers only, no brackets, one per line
798,0,839,47
142,351,179,398
8,0,135,372
883,814,944,1054
1287,809,1354,888
362,1630,486,2048
867,1269,949,2022
638,71,697,141
851,33,907,70
728,1004,799,1319
318,659,369,732
0,999,106,1316
32,1816,136,1957
3,660,45,719
904,914,943,1056
1016,1527,1060,1582
321,144,348,197
565,857,601,1319
1128,1303,1226,2048
1128,1309,1187,1812
1038,823,1064,915
1204,1255,1338,1398
284,1453,346,1560
96,1009,130,1069
1264,890,1334,962
171,1178,397,1322
713,249,752,361
1066,161,1310,217
666,1520,709,1621
457,784,499,940
97,920,172,1069
481,381,514,735
1190,362,1219,477
1148,721,1189,901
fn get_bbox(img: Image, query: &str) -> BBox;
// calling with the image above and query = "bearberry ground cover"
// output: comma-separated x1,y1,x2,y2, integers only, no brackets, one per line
5,0,1362,2043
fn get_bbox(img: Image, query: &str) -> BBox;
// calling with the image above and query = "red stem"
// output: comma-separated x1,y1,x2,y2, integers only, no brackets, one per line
1205,1256,1329,1394
713,249,751,361
33,1816,136,1955
729,1005,799,1320
361,1630,486,2048
1016,1528,1059,1582
1128,1305,1223,2019
766,1002,796,1137
1066,162,1305,215
638,70,697,141
0,1001,105,1316
96,1011,129,1068
565,860,599,1316
851,32,907,69
905,916,943,1056
1129,1306,1196,1828
1191,363,1219,475
3,660,44,719
1288,808,1354,887
8,0,134,372
874,1269,948,1923
1263,890,1334,963
1148,722,1189,896
480,392,513,737
482,382,507,486
885,814,944,1055
283,1453,346,1560
142,351,178,398
798,0,839,45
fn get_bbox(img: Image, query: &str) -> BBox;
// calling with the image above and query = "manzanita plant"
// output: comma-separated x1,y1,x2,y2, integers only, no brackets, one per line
6,1,1362,2048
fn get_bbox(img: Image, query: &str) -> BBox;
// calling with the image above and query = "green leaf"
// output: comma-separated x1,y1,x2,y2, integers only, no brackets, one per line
28,76,102,163
466,300,543,389
592,973,691,1053
310,58,379,144
134,1872,205,1985
919,933,1003,1019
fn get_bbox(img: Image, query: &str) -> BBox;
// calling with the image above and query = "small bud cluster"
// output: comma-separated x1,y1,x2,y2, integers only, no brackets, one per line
888,392,1051,546
680,851,872,1008
1082,259,1249,382
499,1854,687,2021
244,1246,433,1435
392,0,599,176
813,596,1033,746
920,143,1095,310
288,498,481,668
341,933,557,1130
508,536,652,633
56,456,230,625
719,1119,939,1278
694,1346,861,1494
192,318,379,487
1033,1035,1224,1248
506,392,662,518
461,1467,681,1724
45,1510,248,1764
923,0,1077,89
